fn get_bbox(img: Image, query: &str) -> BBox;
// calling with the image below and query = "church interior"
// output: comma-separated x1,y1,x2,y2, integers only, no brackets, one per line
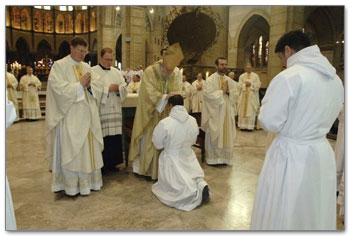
5,5,344,230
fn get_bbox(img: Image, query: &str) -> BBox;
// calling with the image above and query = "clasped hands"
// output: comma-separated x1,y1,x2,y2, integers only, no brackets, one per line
222,80,229,95
80,72,91,88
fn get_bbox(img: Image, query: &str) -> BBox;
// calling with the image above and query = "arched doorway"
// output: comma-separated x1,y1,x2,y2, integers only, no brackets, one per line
237,14,270,69
57,41,70,60
37,39,52,61
15,37,31,66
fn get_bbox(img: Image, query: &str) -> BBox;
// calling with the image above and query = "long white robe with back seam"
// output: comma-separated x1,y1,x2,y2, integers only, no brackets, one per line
250,45,344,230
6,92,17,230
152,105,208,211
45,55,105,196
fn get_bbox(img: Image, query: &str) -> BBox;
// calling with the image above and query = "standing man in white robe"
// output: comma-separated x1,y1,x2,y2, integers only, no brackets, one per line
237,63,261,131
92,48,128,173
45,36,105,196
127,74,141,93
250,30,344,230
6,64,19,120
180,74,192,112
191,72,206,113
152,95,209,211
201,57,238,166
19,66,42,120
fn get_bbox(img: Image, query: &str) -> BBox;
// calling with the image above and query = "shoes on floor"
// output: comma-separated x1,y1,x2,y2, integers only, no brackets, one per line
202,185,210,204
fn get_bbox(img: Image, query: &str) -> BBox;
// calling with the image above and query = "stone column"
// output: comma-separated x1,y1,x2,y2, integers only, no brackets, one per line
97,6,122,65
121,6,146,70
267,6,304,86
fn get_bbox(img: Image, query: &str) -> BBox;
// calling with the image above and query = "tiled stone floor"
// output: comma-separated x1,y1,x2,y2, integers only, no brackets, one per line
5,120,344,230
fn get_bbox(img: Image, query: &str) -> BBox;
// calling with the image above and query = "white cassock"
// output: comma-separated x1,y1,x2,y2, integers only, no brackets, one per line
6,72,19,120
237,72,261,130
201,72,237,165
152,105,209,211
335,104,344,190
191,79,206,113
180,81,192,112
6,92,17,230
19,74,42,119
45,55,105,196
250,45,344,230
127,81,141,94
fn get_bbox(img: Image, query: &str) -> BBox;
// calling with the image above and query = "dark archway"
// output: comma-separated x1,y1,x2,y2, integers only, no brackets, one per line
167,11,216,64
15,37,31,66
115,34,122,67
37,39,52,61
237,14,270,69
90,39,98,66
56,41,70,60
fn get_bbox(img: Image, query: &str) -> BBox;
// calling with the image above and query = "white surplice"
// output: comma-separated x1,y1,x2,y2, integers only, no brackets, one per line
45,55,105,196
180,81,192,112
91,65,128,137
250,45,344,230
191,79,206,113
237,72,261,130
201,72,238,165
19,74,42,119
152,106,209,211
335,104,344,190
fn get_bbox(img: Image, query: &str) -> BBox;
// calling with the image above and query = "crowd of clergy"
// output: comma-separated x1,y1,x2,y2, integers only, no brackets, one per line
6,29,345,230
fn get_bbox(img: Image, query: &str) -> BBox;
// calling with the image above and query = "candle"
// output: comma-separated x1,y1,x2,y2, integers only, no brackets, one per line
180,68,183,75
206,71,209,79
88,61,91,66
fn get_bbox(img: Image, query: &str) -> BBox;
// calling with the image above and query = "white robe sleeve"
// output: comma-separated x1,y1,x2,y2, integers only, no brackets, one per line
258,75,299,133
76,83,85,102
152,121,167,150
250,74,261,91
116,70,128,103
156,95,168,113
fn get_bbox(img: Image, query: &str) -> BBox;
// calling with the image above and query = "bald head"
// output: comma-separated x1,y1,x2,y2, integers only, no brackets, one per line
245,63,252,74
228,72,235,80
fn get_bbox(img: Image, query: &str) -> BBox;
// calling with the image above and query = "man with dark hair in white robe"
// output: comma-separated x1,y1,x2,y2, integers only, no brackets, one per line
251,30,344,230
152,95,209,211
